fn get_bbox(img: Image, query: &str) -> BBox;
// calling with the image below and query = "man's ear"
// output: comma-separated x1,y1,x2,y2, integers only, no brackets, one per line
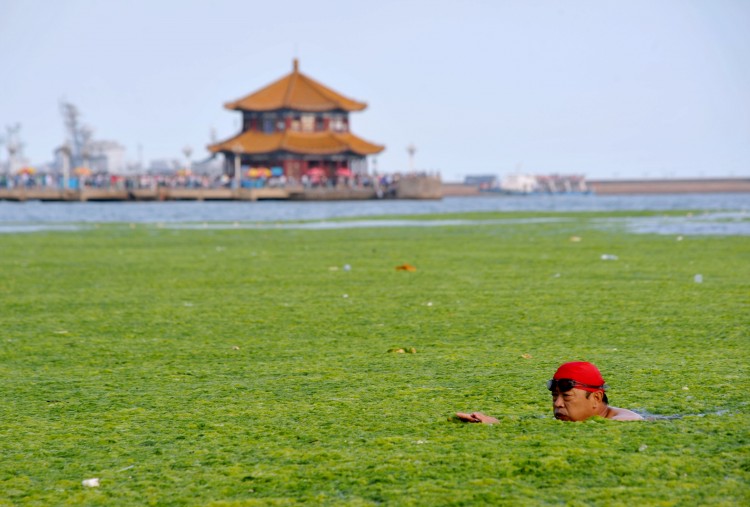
591,391,604,405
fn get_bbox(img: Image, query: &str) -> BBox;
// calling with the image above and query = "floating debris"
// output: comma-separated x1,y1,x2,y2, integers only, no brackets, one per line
600,254,619,261
388,347,417,354
82,478,100,488
569,236,582,242
694,274,703,283
521,353,533,359
395,263,417,272
343,264,351,271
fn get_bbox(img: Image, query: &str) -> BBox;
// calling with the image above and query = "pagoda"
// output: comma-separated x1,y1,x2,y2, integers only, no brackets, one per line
208,59,384,182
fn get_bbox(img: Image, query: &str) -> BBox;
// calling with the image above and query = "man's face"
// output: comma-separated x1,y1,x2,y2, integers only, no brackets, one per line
551,388,599,421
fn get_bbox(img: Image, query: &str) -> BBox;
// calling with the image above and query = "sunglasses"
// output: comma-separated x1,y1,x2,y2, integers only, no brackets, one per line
546,378,607,392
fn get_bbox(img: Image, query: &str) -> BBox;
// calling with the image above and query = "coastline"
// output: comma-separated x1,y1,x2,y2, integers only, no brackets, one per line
443,177,750,196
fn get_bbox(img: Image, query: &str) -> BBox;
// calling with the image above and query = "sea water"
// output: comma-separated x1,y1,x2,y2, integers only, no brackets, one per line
1,193,748,235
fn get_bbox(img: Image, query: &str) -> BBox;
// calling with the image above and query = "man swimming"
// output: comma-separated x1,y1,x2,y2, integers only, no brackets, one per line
457,361,643,423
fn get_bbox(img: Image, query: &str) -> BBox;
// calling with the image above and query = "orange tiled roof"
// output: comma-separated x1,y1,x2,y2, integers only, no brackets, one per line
208,130,384,156
224,59,367,112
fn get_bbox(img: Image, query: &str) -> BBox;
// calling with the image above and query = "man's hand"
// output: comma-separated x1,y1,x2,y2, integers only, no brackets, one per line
456,412,499,424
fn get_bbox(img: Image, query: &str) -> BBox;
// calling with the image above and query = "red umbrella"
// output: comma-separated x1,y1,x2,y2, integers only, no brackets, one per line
335,168,353,177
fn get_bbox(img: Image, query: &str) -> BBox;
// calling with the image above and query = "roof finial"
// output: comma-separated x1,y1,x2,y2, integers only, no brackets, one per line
293,58,299,72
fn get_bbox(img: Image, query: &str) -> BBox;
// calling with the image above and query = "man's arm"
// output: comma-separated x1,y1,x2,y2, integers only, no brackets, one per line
456,412,499,424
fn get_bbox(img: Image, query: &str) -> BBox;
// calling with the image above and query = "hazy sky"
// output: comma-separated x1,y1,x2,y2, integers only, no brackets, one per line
1,0,749,181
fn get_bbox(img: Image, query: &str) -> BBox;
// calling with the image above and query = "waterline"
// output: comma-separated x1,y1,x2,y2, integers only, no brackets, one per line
1,193,748,225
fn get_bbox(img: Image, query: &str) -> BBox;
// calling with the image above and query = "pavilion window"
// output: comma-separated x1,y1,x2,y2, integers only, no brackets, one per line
276,120,286,131
263,117,275,133
315,116,325,131
330,116,345,132
301,114,315,132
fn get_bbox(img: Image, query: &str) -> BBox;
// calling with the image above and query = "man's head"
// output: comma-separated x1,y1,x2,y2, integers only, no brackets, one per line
548,361,609,421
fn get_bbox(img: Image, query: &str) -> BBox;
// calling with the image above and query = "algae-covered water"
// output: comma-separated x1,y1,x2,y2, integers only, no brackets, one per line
2,193,749,236
1,210,748,505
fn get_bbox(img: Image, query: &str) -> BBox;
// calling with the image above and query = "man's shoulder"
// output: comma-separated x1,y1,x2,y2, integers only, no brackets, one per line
607,406,644,421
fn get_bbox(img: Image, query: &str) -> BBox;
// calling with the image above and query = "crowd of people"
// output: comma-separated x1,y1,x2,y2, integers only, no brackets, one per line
0,169,435,195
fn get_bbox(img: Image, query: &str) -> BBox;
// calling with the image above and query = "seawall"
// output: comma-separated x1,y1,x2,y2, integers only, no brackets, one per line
587,178,750,194
442,178,750,196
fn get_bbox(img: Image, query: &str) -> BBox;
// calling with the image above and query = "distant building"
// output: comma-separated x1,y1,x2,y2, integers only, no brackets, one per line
191,154,225,176
535,174,588,193
500,173,537,194
147,159,181,174
464,175,500,191
87,140,127,174
208,59,384,180
500,173,589,194
52,139,127,174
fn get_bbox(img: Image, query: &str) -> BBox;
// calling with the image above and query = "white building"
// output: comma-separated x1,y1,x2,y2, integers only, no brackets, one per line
88,140,127,174
501,173,538,194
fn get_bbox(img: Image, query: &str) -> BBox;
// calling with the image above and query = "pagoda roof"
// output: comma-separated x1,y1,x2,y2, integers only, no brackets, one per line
208,130,384,156
224,59,367,113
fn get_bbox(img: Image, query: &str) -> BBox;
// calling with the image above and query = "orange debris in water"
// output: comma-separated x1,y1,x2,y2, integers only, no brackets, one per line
395,264,417,272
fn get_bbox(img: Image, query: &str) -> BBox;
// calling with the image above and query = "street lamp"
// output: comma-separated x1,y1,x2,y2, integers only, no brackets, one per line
407,143,416,172
182,145,193,172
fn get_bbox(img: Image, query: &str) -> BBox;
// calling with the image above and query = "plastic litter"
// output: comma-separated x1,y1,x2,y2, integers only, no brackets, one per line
82,478,100,487
600,254,619,261
395,263,417,272
694,274,703,283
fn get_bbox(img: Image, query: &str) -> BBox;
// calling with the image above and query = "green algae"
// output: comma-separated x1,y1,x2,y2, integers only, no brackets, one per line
0,212,747,506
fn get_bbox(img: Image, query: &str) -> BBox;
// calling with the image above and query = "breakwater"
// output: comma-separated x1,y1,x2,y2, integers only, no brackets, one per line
587,177,750,194
0,176,443,202
442,177,750,196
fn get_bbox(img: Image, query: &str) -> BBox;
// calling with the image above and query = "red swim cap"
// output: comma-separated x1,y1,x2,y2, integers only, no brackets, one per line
553,361,606,392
